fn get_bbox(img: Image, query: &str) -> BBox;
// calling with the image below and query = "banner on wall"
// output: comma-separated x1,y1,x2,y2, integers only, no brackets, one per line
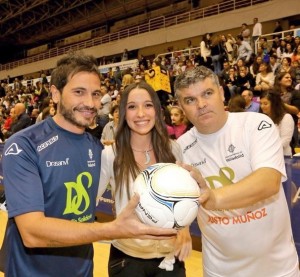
0,143,5,272
0,144,3,187
144,66,171,93
0,144,5,212
96,185,115,216
285,157,300,258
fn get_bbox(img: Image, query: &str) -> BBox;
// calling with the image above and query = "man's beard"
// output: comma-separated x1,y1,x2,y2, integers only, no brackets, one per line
58,100,97,129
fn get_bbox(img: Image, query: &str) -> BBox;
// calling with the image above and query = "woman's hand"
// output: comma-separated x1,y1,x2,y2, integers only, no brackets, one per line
174,226,192,261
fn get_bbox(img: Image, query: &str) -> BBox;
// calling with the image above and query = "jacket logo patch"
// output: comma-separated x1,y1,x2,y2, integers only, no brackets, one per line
5,143,22,156
258,120,272,130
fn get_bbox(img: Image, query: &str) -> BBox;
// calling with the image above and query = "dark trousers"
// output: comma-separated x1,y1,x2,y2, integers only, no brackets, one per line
108,245,186,277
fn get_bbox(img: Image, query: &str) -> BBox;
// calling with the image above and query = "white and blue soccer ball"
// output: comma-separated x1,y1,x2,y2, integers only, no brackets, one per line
133,163,200,229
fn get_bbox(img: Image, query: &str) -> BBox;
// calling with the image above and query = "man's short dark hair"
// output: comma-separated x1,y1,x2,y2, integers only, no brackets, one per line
50,53,99,92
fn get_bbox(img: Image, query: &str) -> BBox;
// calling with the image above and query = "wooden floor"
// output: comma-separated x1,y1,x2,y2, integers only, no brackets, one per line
0,211,203,276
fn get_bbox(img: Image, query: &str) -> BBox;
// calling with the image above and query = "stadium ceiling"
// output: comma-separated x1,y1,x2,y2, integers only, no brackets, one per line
0,0,184,47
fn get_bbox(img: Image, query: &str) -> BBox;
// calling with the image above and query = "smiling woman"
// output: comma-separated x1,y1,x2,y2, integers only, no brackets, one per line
125,87,156,139
97,81,194,277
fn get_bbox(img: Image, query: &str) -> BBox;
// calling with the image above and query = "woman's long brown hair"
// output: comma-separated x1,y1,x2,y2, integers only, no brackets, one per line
113,81,176,200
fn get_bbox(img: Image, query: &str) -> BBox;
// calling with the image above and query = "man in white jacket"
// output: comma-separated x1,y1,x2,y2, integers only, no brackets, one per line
252,17,262,49
174,66,300,277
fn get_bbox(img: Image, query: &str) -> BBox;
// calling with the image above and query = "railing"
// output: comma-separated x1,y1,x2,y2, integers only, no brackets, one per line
0,0,271,72
13,59,140,88
158,28,300,61
156,47,201,62
255,28,300,53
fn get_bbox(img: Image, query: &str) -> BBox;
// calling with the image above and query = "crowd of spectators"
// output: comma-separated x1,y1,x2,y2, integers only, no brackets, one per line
99,19,300,153
0,18,299,154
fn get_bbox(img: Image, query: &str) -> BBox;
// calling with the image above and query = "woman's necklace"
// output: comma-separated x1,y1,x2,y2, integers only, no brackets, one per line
132,146,153,165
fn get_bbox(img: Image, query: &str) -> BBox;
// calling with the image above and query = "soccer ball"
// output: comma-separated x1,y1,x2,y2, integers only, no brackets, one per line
133,163,200,229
